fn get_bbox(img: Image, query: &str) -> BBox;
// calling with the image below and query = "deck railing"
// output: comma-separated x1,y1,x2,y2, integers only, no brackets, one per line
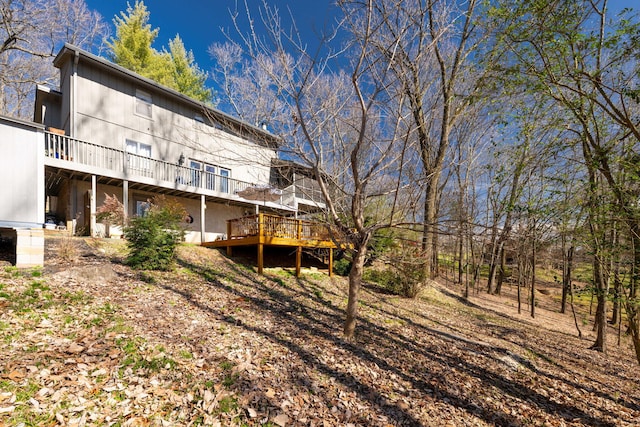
45,131,262,198
227,214,333,241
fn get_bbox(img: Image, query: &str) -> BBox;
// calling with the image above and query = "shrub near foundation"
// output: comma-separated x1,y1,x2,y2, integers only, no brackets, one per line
124,196,187,270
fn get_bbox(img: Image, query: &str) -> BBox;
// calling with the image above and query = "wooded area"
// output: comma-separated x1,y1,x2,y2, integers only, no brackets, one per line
1,0,639,403
209,0,640,358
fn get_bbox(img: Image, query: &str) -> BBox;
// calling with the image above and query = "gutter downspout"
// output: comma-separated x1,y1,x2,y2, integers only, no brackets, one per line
72,49,79,137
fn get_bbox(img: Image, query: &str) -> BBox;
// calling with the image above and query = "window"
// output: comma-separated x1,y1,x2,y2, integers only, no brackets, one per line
190,160,201,187
135,89,152,118
204,164,216,190
136,200,150,217
219,168,230,193
194,113,205,124
126,140,152,174
190,161,230,193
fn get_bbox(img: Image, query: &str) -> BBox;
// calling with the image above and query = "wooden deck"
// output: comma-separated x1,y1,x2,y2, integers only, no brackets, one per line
202,214,337,276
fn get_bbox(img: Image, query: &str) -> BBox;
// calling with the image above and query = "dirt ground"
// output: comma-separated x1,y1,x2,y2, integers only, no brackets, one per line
0,235,637,426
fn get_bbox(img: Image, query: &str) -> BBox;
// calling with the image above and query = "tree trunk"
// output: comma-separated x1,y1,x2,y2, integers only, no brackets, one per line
561,245,574,314
343,244,368,339
610,265,621,325
517,256,523,315
458,229,464,285
530,230,537,318
626,225,640,364
495,245,507,295
487,239,501,293
570,273,583,338
590,256,608,353
422,178,440,279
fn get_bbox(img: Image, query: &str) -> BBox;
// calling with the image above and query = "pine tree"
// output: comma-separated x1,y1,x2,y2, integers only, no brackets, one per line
169,35,212,103
107,1,211,103
107,1,161,75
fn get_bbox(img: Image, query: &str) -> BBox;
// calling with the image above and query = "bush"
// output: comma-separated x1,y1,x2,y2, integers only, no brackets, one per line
366,244,427,298
96,193,126,227
57,235,78,262
333,257,352,276
364,268,403,294
124,196,187,270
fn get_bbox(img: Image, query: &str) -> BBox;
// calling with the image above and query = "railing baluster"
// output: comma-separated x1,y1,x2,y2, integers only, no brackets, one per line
44,131,262,200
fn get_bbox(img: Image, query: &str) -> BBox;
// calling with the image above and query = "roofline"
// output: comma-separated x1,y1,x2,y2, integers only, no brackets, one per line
53,43,281,148
0,114,45,131
36,84,62,95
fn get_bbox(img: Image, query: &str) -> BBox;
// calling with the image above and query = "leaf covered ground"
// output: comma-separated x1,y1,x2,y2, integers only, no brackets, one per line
0,236,638,426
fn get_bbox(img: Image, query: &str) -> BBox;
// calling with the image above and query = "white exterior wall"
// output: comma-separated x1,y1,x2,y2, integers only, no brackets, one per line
73,181,246,242
72,61,276,187
0,117,45,226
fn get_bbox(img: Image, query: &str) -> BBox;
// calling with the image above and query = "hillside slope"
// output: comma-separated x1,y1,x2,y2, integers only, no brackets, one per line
0,237,638,426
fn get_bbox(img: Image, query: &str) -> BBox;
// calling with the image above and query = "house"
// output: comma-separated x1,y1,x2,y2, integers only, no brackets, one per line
0,43,324,267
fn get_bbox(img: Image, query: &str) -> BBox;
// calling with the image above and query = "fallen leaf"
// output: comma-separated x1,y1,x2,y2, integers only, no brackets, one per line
273,413,289,427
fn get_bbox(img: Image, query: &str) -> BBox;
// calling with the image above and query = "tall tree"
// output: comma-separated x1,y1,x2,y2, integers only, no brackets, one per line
368,0,486,278
169,35,212,103
107,0,173,87
492,0,640,359
211,0,421,339
107,0,212,103
0,0,107,118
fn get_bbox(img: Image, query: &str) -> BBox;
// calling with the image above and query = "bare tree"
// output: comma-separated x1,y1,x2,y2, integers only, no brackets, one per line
0,0,108,118
211,0,421,339
365,0,487,279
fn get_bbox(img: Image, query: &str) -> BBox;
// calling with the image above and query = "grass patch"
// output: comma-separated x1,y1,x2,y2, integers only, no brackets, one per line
3,266,21,277
525,347,556,365
217,395,239,413
4,281,55,313
62,290,92,304
271,276,287,287
117,337,178,376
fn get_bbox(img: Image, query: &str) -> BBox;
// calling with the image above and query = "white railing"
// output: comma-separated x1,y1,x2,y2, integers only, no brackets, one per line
44,131,257,197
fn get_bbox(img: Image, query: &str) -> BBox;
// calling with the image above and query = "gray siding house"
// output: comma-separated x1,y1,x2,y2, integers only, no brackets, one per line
0,44,322,266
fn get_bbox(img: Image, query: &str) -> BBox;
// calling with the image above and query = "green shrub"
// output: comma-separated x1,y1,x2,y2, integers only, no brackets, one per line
366,244,427,298
367,228,396,264
124,196,187,270
364,268,403,294
333,257,352,276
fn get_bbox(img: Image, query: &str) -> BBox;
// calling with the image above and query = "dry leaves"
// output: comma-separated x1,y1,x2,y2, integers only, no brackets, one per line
0,237,638,426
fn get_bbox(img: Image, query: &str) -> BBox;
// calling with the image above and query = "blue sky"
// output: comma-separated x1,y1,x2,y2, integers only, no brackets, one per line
84,0,337,76
84,0,634,87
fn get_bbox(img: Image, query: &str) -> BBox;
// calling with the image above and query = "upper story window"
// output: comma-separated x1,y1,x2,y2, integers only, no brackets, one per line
135,89,152,118
190,160,231,193
126,139,152,173
194,113,205,124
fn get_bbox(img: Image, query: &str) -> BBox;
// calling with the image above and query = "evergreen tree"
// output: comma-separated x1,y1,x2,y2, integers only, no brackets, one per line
107,1,211,103
169,35,212,103
107,1,161,75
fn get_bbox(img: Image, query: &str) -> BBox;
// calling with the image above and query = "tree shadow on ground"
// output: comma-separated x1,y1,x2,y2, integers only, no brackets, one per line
158,254,629,426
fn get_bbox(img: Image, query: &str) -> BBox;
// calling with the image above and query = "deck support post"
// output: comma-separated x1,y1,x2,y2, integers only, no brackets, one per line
257,243,264,274
296,246,302,277
90,175,97,237
257,213,264,274
200,195,206,243
329,248,333,277
122,180,129,222
226,220,232,256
